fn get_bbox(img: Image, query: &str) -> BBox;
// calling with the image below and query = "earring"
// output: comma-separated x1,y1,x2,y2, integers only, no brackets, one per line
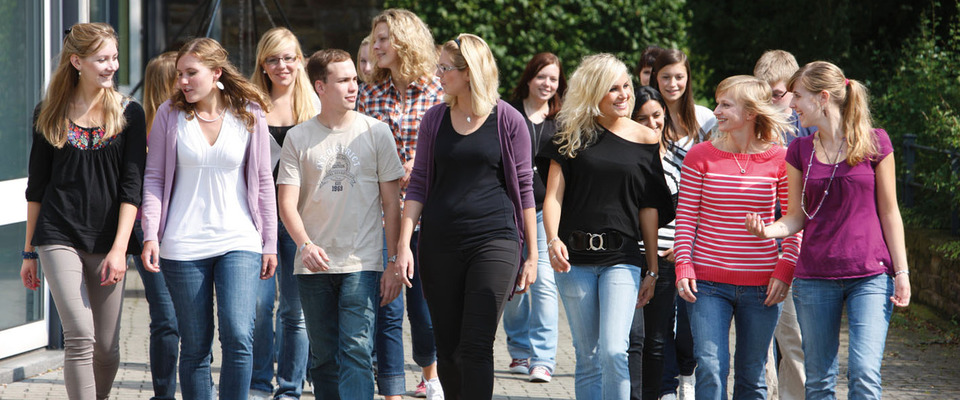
215,80,224,90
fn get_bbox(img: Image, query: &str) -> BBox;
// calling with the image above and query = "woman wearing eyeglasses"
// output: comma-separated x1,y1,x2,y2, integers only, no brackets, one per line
248,26,319,400
543,53,674,399
395,34,537,399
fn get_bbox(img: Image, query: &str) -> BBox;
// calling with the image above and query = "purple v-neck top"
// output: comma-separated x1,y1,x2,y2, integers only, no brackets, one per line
785,129,894,279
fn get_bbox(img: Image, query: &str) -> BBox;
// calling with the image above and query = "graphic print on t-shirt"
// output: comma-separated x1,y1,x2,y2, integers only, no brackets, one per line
316,143,360,192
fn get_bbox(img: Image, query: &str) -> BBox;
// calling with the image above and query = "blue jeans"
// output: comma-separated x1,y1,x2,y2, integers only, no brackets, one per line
133,222,179,400
555,263,640,400
298,271,380,399
686,281,782,400
501,212,558,372
793,274,893,400
661,292,696,395
375,233,436,395
161,250,262,400
252,223,309,398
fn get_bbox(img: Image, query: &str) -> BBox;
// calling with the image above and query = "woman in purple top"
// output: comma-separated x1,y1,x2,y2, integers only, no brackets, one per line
745,61,911,400
394,33,537,399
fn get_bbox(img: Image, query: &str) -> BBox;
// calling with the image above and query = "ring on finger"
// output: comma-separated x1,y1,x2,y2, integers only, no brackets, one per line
678,287,684,292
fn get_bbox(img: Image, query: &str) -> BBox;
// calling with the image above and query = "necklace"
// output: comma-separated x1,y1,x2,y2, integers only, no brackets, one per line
528,118,545,156
733,153,750,174
195,107,226,122
800,136,845,219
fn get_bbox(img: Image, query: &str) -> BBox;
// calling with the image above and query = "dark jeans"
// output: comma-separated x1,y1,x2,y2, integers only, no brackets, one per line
629,257,677,400
661,292,697,395
419,238,519,400
132,221,179,400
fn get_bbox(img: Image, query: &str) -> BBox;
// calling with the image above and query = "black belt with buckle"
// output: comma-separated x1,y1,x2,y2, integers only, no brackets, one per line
567,231,625,251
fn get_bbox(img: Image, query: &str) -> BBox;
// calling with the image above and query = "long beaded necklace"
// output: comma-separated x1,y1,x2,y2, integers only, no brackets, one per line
800,135,845,219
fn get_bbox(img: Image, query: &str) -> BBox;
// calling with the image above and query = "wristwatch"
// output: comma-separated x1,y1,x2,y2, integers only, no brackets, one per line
387,255,397,263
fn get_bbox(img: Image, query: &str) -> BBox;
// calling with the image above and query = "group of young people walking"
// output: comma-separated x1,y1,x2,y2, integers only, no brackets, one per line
21,8,911,400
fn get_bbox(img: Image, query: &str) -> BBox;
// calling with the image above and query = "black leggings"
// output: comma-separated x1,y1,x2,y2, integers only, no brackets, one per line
419,238,519,400
629,257,678,400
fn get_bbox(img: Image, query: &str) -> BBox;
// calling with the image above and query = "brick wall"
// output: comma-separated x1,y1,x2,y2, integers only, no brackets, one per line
906,227,960,319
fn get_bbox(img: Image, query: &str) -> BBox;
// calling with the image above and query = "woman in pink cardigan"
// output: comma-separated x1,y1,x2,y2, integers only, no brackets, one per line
140,37,277,400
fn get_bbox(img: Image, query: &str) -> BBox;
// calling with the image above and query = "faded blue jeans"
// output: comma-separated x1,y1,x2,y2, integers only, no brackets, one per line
501,212,558,373
686,280,782,400
161,250,262,400
133,221,179,400
793,274,893,400
556,263,641,399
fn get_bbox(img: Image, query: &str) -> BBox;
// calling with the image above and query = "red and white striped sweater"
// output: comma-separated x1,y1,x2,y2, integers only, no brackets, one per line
674,141,802,286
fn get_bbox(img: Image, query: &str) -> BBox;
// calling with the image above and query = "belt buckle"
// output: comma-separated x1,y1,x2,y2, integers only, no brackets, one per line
587,233,606,251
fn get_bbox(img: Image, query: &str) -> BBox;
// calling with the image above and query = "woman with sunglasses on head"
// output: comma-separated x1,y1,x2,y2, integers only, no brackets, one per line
396,34,538,399
141,37,277,400
247,26,318,400
674,75,801,400
22,22,145,400
500,51,566,383
746,61,910,400
358,9,444,398
543,53,674,400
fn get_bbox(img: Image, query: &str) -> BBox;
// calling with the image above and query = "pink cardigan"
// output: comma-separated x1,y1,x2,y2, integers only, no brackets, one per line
141,100,278,255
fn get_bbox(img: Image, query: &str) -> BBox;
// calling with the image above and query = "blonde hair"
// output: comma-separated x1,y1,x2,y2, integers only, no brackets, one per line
250,27,316,125
36,22,126,148
172,38,271,131
555,53,633,158
440,34,499,116
356,35,372,83
753,50,799,87
713,75,792,146
788,61,876,165
143,51,178,133
369,9,437,84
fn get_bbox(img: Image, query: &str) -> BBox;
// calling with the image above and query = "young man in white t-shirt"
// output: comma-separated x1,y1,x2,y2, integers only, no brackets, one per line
276,48,404,398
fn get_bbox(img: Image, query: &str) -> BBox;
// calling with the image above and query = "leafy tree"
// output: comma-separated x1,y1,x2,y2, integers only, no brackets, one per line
383,0,690,97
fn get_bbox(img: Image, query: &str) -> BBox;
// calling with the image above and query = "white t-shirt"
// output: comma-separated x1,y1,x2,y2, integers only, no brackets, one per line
160,111,263,261
277,113,404,274
695,104,717,140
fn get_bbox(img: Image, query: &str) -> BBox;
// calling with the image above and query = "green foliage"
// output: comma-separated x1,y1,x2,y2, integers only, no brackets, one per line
872,1,960,227
383,0,690,97
932,241,960,260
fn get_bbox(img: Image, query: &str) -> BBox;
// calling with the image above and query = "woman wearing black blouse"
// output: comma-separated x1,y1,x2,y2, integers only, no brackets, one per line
543,53,673,399
21,23,145,400
501,52,567,382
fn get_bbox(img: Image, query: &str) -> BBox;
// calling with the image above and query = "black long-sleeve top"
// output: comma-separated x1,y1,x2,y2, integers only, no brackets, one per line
26,99,146,254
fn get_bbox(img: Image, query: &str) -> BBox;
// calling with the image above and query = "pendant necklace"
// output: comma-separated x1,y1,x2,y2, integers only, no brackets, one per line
733,153,750,174
800,135,845,219
195,107,226,122
529,119,545,156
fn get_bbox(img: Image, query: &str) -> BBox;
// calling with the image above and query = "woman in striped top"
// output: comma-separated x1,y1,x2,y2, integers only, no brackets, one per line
674,75,802,400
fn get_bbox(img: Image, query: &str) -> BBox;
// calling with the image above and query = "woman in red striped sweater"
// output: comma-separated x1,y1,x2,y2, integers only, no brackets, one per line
673,75,802,400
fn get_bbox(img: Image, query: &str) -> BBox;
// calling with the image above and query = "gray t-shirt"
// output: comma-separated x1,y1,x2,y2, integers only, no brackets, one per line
277,113,404,274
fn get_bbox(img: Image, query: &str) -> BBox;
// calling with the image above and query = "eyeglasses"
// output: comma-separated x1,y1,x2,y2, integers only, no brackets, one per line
436,64,460,75
265,55,298,66
772,90,788,101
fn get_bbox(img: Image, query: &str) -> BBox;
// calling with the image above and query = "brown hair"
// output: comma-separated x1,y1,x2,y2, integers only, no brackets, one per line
753,50,799,87
511,52,567,119
306,49,353,85
788,61,876,166
172,38,271,131
650,49,704,144
635,45,664,79
143,51,178,133
250,27,317,125
36,22,126,148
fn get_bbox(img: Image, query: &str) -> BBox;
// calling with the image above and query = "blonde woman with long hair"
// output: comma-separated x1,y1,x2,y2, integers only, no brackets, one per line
140,37,276,400
542,53,672,399
248,26,316,400
358,8,445,398
133,50,181,400
673,75,801,400
357,35,374,85
22,22,146,400
395,33,537,399
746,61,910,400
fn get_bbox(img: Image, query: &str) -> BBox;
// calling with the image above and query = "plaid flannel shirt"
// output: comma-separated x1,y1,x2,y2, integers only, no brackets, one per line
357,75,444,164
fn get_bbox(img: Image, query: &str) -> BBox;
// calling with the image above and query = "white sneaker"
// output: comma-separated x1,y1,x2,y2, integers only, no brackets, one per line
660,393,678,400
678,374,696,400
248,389,273,400
425,377,444,400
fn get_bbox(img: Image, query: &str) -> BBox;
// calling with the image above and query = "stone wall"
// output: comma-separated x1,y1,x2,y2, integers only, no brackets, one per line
906,227,960,319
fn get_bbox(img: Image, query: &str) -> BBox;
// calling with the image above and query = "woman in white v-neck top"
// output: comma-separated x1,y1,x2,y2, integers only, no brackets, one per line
140,37,277,400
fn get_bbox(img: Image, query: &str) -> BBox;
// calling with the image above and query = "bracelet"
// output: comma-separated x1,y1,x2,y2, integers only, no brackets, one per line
386,255,397,263
22,251,39,260
300,241,312,253
646,270,658,279
894,270,910,277
547,237,561,247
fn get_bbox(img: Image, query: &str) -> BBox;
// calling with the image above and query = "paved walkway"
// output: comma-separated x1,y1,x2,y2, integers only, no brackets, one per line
1,273,958,399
